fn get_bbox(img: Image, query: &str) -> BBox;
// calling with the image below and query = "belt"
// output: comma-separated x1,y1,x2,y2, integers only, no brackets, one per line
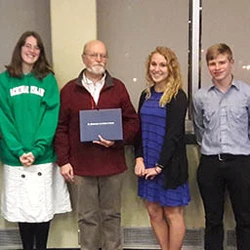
202,154,248,162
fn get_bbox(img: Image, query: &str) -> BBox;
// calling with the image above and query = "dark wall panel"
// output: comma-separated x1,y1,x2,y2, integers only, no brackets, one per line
0,0,51,71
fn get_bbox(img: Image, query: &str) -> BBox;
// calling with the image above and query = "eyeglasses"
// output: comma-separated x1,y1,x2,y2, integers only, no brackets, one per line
23,43,40,52
84,53,108,60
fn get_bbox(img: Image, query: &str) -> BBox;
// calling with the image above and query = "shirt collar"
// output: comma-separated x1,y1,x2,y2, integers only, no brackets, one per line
82,72,106,86
208,77,239,92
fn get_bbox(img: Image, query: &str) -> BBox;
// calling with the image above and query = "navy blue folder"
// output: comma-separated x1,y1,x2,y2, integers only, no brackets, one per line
79,108,123,142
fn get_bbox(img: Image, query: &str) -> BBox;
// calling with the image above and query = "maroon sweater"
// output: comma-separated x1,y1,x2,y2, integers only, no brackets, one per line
54,70,139,176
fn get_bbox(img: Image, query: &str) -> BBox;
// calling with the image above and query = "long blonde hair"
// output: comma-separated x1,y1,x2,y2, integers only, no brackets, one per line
145,46,182,107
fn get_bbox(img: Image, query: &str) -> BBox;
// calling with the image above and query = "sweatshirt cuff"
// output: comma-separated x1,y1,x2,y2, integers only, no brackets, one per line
31,148,40,159
17,149,25,158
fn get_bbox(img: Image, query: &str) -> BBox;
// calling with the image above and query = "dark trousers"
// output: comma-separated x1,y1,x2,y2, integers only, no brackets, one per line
197,155,250,250
18,221,50,250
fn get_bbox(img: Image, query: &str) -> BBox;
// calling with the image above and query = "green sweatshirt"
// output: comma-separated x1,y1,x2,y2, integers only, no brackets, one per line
0,71,59,166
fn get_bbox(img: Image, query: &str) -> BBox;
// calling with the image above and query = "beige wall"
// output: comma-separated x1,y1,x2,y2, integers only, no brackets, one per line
50,0,97,89
49,0,97,248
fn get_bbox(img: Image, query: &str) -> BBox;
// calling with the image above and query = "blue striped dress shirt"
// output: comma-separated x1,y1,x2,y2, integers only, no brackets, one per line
192,79,250,155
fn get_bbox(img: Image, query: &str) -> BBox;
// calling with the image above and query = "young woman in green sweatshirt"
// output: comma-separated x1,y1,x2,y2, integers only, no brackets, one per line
0,31,71,250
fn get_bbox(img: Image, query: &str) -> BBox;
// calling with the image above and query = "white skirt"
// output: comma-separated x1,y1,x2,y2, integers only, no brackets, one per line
1,163,72,223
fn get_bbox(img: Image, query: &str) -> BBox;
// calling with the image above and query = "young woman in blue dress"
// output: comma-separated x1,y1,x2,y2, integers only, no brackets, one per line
135,46,190,250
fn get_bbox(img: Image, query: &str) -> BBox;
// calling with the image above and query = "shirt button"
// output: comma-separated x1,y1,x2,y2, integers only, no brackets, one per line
21,174,25,178
38,172,42,176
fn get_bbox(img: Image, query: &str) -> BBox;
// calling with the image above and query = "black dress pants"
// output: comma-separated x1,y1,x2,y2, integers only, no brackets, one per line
18,221,50,250
197,155,250,250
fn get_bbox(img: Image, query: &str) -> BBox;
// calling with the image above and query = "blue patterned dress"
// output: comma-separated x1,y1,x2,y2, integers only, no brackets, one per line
138,90,190,206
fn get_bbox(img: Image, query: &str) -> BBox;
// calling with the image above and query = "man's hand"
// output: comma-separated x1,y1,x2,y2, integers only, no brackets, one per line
60,163,74,182
93,135,115,148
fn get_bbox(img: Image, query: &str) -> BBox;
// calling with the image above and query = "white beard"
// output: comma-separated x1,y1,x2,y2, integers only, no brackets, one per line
87,65,105,75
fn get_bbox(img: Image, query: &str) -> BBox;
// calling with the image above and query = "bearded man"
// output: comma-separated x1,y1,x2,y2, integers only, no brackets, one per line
54,40,139,250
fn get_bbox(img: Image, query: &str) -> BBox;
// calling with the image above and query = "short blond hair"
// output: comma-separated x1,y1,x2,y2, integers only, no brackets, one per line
206,43,233,64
